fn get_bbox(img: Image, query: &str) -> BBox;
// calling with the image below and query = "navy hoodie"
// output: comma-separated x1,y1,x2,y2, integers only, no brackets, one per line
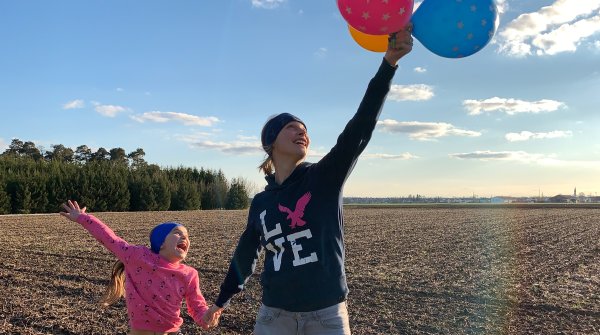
215,58,397,312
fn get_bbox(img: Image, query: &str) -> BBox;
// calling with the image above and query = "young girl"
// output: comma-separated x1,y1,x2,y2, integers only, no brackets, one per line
60,200,217,335
201,26,413,334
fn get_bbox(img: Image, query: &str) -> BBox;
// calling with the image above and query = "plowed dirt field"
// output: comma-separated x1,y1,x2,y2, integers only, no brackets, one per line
1,205,599,334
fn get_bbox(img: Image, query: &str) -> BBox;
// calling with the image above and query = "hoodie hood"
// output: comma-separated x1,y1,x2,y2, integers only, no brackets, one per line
265,162,312,191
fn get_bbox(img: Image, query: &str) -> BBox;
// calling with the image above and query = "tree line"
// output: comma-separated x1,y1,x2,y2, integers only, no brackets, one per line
0,139,251,214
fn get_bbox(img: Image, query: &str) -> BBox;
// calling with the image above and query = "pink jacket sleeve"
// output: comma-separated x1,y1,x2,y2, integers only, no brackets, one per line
186,269,209,327
76,214,134,262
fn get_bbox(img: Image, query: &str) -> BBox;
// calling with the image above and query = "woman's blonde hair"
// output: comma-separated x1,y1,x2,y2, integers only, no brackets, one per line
100,260,125,307
258,144,274,175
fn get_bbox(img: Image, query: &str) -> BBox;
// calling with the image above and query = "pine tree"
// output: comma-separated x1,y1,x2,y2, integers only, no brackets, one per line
74,145,92,164
28,173,49,213
12,180,32,214
153,176,171,211
0,178,10,214
171,182,200,211
225,178,250,209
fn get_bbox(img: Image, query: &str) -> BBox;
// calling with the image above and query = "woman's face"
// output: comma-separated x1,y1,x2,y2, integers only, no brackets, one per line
272,121,310,163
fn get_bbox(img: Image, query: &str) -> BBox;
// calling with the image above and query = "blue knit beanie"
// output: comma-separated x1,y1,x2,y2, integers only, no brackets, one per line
261,113,306,149
150,222,181,254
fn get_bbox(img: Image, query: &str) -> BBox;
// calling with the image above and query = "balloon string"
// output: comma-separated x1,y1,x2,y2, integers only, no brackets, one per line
388,33,397,49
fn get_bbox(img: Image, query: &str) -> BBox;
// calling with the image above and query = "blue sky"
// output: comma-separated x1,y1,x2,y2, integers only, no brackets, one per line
1,0,599,197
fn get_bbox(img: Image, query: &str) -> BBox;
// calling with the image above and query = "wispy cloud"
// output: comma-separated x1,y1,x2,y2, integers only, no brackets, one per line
174,132,214,143
495,0,508,14
388,84,434,101
314,47,328,58
496,0,600,57
190,140,262,155
377,120,481,141
306,148,327,159
413,67,427,73
449,150,600,168
463,97,566,115
63,99,85,110
252,0,285,9
0,138,7,152
450,150,551,162
93,102,129,117
363,152,418,160
131,111,220,127
505,130,573,142
177,134,326,157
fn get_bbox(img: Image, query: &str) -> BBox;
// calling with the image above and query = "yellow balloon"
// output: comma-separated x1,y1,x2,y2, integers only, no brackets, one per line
348,25,388,52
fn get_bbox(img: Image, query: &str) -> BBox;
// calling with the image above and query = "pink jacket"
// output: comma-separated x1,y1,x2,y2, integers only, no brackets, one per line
77,214,208,332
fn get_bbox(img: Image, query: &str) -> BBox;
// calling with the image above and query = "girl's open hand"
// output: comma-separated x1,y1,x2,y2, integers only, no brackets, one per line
60,200,87,222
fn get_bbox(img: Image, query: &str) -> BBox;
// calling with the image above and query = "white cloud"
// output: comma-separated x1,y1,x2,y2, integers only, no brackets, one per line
450,150,550,162
306,148,327,159
496,0,600,57
532,15,600,55
63,99,85,110
191,140,262,155
449,150,600,168
94,104,129,117
388,84,434,101
413,67,427,73
174,132,214,143
505,130,573,142
237,135,258,141
363,152,418,160
252,0,285,9
0,138,7,152
495,0,508,15
314,47,328,58
377,120,481,141
131,111,219,127
463,97,566,115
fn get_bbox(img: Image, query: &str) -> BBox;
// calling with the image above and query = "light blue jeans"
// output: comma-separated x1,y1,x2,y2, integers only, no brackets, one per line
253,302,351,335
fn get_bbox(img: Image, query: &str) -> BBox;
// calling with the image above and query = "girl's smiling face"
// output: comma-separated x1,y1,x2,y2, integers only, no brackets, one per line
159,225,190,263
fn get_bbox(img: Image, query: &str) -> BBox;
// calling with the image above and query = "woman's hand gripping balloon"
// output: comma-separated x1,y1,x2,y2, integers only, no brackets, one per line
385,23,413,66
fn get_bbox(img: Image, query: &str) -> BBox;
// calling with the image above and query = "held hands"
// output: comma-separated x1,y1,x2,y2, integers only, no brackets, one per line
202,305,224,330
385,23,413,66
60,200,87,222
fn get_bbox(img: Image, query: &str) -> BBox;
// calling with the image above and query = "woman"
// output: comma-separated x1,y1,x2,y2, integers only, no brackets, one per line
202,26,413,334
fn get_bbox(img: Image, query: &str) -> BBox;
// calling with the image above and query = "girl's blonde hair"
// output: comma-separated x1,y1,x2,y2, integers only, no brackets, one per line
258,144,274,175
100,260,125,307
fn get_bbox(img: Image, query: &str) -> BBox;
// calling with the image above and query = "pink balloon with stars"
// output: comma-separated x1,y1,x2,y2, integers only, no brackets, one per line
337,0,414,36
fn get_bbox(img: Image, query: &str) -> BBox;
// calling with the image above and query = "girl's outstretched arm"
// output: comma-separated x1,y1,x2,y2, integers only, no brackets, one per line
59,199,135,261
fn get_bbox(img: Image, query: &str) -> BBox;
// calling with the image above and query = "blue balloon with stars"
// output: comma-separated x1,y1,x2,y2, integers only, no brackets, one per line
411,0,499,58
